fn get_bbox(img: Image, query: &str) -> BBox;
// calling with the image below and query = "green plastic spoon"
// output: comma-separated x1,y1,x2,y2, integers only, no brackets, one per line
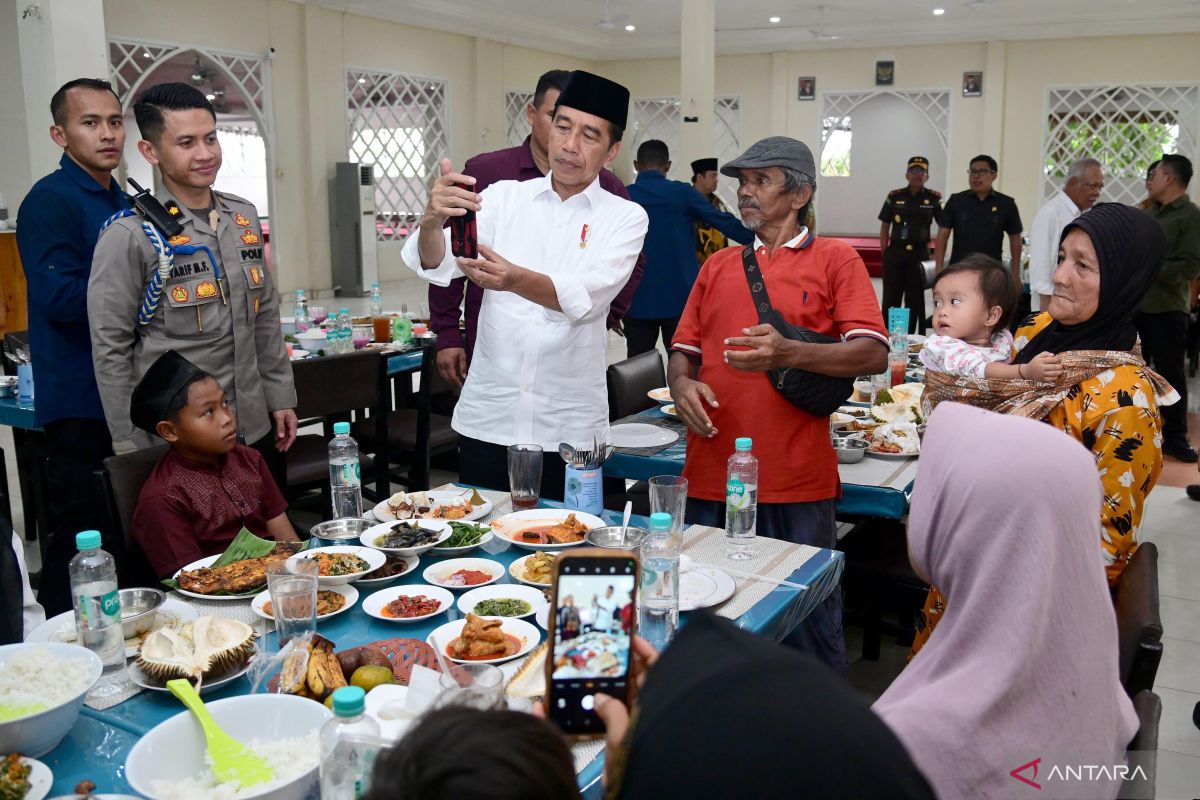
167,679,274,788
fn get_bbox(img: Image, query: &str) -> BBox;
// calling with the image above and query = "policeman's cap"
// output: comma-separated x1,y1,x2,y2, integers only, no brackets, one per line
907,156,930,172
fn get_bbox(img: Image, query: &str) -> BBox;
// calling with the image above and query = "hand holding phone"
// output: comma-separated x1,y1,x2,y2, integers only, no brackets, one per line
545,549,638,737
449,182,478,259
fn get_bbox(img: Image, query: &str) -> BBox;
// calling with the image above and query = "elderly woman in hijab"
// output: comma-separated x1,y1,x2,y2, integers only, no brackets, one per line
874,403,1137,800
913,203,1176,654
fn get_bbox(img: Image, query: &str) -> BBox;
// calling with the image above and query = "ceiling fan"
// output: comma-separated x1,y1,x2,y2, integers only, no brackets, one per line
594,0,630,30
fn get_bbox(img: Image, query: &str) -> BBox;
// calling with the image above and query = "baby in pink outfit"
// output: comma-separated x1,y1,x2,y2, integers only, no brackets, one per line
919,255,1061,381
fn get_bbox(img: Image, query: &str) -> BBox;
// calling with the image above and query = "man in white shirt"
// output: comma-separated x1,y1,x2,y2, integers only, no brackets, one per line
403,71,648,499
1028,158,1104,311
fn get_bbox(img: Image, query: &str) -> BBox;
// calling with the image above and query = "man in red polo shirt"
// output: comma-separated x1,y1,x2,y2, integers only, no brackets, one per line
670,136,888,674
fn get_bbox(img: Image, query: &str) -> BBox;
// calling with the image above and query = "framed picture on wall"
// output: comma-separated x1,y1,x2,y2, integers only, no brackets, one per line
963,71,982,97
875,61,894,86
798,77,816,101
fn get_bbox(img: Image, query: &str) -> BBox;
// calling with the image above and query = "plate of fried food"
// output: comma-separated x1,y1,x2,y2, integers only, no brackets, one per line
362,585,455,624
372,488,492,523
427,614,539,665
354,554,420,588
489,510,603,551
2,754,50,800
251,584,359,623
170,542,303,600
290,546,385,586
509,551,555,587
360,519,453,556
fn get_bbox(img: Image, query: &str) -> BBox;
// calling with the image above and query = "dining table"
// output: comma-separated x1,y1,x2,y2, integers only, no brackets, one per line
604,405,919,520
34,485,844,799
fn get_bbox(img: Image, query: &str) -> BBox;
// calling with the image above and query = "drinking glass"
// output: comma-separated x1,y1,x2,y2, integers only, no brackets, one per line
434,663,504,710
648,476,687,540
265,559,318,647
508,444,543,510
309,305,328,324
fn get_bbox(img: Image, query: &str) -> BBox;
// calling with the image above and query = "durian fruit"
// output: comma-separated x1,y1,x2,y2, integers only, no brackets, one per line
505,641,547,700
889,383,925,406
869,402,912,424
137,616,256,688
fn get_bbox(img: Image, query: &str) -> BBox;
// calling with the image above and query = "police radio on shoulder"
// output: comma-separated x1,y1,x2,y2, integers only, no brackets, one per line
125,178,183,238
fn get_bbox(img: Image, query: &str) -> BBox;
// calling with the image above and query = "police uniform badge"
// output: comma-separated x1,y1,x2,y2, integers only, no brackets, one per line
196,281,218,299
166,201,181,217
234,212,251,228
253,296,261,315
241,229,260,245
168,234,191,246
170,285,189,303
249,266,263,286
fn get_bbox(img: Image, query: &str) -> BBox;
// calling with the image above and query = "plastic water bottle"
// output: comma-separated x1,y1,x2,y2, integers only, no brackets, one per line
639,512,679,653
329,422,362,519
69,530,130,698
319,686,380,800
724,437,758,560
369,283,383,318
338,307,353,354
294,289,309,334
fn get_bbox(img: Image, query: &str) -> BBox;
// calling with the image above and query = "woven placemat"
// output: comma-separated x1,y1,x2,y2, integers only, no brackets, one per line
83,680,142,711
679,526,820,620
609,413,687,456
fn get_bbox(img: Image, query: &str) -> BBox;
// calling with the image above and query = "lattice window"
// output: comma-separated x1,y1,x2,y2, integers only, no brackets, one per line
820,90,950,178
1042,84,1199,205
630,96,741,204
712,96,742,209
505,90,533,148
347,70,449,242
631,97,682,163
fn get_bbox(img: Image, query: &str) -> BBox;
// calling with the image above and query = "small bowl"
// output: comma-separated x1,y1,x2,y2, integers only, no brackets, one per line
0,643,103,758
585,525,648,550
309,518,375,547
0,376,17,399
832,438,869,464
119,587,166,639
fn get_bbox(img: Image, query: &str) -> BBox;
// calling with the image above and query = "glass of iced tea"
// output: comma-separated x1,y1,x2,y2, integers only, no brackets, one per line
507,444,543,510
889,356,907,387
372,315,392,343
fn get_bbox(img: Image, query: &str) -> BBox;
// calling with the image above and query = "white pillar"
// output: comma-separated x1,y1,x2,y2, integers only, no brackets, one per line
679,0,715,168
14,0,109,201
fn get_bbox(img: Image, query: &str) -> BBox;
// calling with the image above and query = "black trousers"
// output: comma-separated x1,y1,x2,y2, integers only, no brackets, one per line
880,249,926,335
625,316,679,359
249,429,286,495
458,436,568,502
1136,310,1190,442
38,418,114,616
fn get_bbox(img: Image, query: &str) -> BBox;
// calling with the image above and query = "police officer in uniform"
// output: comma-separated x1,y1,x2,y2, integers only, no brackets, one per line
89,83,297,468
878,156,941,334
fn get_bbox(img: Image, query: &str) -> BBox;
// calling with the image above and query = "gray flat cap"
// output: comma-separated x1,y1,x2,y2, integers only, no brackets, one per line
720,136,816,182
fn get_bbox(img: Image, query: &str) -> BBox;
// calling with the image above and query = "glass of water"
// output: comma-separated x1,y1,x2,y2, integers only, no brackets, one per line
266,558,319,647
434,663,504,710
648,476,687,541
638,515,680,653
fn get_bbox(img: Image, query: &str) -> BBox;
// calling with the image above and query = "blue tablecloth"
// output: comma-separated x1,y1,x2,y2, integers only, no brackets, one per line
0,395,36,430
604,407,914,520
42,503,842,796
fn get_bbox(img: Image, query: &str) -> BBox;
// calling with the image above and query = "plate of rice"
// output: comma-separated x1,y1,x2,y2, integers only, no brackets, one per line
0,643,102,758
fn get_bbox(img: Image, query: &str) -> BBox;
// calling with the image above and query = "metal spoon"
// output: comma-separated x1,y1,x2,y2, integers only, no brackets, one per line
620,501,632,542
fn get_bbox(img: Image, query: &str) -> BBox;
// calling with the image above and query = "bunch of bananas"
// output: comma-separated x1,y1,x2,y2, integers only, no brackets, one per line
279,633,347,701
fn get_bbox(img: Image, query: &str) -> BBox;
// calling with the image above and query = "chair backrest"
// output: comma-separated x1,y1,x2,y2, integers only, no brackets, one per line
95,445,169,586
606,350,666,421
1114,542,1164,696
291,349,383,421
1122,689,1160,799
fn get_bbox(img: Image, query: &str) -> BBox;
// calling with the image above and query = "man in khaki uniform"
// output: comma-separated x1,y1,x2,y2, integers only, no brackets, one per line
89,82,296,459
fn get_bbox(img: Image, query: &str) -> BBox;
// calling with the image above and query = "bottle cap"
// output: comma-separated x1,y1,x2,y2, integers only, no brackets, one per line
649,512,672,532
331,685,366,716
333,422,351,435
75,530,101,550
371,282,380,290
340,308,350,315
735,437,752,451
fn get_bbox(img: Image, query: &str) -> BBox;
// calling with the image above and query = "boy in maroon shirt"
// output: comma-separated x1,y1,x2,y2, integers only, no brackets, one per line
130,350,298,577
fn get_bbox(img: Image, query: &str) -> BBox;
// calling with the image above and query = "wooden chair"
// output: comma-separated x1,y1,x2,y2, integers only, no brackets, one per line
1114,542,1164,696
1121,690,1160,800
93,445,168,587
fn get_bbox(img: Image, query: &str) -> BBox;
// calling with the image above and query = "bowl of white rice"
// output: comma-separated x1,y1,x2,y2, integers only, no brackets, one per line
125,693,331,800
0,642,103,757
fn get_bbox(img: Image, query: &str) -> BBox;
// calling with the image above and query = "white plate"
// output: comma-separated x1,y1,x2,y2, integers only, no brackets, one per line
422,557,506,590
290,545,386,586
456,584,547,619
371,489,493,523
360,519,453,556
608,422,678,448
679,567,737,612
171,554,263,600
647,387,672,404
534,604,550,631
509,554,554,588
362,584,455,623
289,348,310,360
354,554,420,587
661,404,677,417
866,448,920,459
20,757,51,800
830,412,854,430
364,683,415,743
250,584,359,623
489,509,605,551
430,523,494,555
426,617,540,665
26,597,198,658
128,657,252,695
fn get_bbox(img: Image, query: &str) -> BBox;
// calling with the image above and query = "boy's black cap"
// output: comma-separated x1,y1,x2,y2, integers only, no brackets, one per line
130,350,209,433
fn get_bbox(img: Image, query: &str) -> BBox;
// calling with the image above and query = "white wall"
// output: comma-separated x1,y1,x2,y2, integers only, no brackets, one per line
0,0,30,217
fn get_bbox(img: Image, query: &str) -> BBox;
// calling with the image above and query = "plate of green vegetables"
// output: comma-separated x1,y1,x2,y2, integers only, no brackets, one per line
430,521,494,555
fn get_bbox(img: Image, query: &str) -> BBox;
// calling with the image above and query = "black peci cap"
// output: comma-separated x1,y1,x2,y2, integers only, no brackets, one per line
555,70,630,130
129,350,210,433
691,157,718,174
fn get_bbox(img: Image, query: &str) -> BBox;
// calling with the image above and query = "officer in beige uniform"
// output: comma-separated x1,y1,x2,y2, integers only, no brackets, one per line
88,83,297,462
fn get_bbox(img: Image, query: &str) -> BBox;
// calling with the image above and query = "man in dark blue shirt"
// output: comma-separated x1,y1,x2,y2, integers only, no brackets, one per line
16,78,130,614
625,140,752,358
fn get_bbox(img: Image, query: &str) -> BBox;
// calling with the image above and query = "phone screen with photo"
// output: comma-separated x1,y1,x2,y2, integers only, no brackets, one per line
548,555,637,734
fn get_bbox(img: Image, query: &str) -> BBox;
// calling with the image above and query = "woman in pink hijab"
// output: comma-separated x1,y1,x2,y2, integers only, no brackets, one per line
873,402,1137,799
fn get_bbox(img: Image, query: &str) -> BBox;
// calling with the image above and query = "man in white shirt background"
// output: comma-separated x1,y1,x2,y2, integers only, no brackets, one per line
1028,158,1104,311
403,71,648,500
